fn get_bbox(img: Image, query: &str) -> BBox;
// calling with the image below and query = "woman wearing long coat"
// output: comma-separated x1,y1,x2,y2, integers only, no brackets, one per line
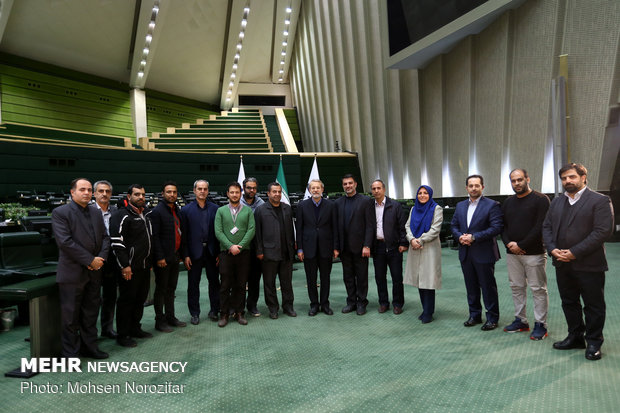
404,185,443,323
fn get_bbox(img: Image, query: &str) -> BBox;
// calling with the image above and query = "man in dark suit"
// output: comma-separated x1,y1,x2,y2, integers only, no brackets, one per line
255,182,297,319
241,177,265,317
296,179,339,316
180,179,220,325
151,181,187,332
542,163,614,360
93,180,118,339
370,180,408,314
451,174,503,331
336,174,374,315
52,177,109,359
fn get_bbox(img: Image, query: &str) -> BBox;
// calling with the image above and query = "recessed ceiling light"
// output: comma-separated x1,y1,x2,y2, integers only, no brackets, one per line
286,7,292,13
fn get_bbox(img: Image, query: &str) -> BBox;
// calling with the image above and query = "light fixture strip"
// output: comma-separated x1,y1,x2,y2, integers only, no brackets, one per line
278,4,293,82
227,3,250,103
138,1,161,79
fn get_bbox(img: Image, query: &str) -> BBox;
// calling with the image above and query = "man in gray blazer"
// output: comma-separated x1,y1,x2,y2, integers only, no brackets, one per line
543,163,614,360
52,178,110,359
254,182,297,319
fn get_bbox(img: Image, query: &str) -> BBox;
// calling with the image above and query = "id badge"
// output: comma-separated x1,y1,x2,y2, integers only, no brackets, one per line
230,226,239,234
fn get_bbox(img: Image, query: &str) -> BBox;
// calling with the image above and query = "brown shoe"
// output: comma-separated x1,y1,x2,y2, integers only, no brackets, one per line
393,307,403,315
378,305,389,313
237,313,248,326
218,315,229,328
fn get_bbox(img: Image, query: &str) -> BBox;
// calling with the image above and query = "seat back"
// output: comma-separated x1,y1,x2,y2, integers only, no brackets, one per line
0,232,45,270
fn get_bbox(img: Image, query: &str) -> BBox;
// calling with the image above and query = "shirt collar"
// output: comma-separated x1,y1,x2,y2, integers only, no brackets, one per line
375,197,385,207
468,197,481,206
311,197,322,206
564,186,587,201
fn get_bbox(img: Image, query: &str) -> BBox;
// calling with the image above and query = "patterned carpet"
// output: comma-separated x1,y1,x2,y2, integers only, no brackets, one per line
1,242,619,412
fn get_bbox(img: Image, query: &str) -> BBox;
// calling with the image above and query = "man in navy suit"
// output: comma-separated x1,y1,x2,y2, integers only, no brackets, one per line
296,179,339,316
52,178,109,358
180,179,220,325
451,175,503,330
336,174,374,315
543,163,614,360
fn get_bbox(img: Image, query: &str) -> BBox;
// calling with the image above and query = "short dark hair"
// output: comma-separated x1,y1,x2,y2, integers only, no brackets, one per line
71,177,91,190
466,174,484,186
226,182,242,193
162,180,177,192
559,163,587,182
371,179,385,189
342,173,356,182
267,182,281,192
509,169,529,179
127,184,144,195
243,177,258,188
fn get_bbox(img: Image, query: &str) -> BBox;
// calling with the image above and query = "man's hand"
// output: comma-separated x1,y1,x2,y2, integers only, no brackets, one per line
157,258,167,268
333,250,339,259
297,252,304,261
552,249,575,262
459,234,473,246
121,266,132,281
184,257,192,270
399,245,408,253
507,242,525,255
88,256,105,271
362,246,371,258
229,245,242,255
257,254,264,260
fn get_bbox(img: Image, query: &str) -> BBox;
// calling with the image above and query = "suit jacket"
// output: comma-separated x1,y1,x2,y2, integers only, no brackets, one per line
52,201,109,283
254,201,295,261
542,187,614,272
180,200,220,260
336,193,374,253
296,198,339,259
450,196,503,264
372,196,407,252
150,201,182,263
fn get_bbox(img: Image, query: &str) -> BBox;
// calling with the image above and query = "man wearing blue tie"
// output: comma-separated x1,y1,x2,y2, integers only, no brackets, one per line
451,175,503,331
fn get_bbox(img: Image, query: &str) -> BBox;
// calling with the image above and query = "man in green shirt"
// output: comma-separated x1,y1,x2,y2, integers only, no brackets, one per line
214,182,256,327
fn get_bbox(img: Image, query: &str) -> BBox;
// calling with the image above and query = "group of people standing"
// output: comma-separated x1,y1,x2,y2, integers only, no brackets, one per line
50,161,613,362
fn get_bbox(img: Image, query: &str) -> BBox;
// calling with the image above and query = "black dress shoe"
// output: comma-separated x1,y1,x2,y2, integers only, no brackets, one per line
131,329,153,339
308,307,319,316
81,348,109,359
356,304,367,315
463,317,482,327
321,306,334,315
284,308,297,317
585,344,602,360
481,321,498,331
208,311,219,322
269,312,279,319
102,329,118,339
117,336,137,347
342,304,356,313
553,335,586,350
167,317,187,327
393,306,403,315
155,321,173,333
378,305,389,313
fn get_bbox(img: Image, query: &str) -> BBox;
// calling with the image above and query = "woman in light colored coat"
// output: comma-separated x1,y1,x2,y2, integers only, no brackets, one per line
404,185,443,323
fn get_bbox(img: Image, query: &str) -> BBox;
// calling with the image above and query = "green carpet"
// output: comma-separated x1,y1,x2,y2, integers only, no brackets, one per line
1,243,620,412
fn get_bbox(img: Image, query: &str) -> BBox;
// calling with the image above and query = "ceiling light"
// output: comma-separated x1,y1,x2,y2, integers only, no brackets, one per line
237,44,242,50
235,53,240,59
140,59,146,67
229,81,234,87
232,63,238,69
283,30,288,36
282,41,287,46
143,47,150,55
239,32,245,39
146,34,152,43
226,97,231,102
285,19,290,25
230,73,236,79
152,5,159,13
227,90,232,95
286,7,292,13
244,7,250,13
278,78,283,82
241,19,247,27
138,71,144,78
149,21,155,30
279,69,284,74
281,51,286,56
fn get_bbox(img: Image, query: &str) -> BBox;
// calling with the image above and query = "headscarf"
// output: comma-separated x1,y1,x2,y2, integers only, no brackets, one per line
409,185,438,238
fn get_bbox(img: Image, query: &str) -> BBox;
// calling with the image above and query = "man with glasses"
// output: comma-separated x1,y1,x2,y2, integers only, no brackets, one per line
241,177,265,316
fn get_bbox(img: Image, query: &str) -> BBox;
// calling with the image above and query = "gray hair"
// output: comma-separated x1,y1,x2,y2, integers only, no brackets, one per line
94,180,113,191
193,180,209,190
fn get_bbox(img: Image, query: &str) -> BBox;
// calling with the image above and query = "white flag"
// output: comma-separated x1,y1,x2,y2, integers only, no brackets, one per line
237,156,245,188
303,157,320,199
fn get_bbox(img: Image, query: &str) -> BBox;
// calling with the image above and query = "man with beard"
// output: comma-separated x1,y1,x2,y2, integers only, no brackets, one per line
296,179,339,316
255,182,297,319
110,184,153,347
336,174,374,315
180,180,220,325
543,163,614,360
501,169,550,340
451,175,503,331
240,177,265,317
150,181,187,332
214,182,255,327
52,178,109,359
93,180,118,339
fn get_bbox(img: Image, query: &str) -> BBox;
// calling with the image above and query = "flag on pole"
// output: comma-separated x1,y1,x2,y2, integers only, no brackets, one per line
276,157,290,205
303,156,320,199
237,155,245,189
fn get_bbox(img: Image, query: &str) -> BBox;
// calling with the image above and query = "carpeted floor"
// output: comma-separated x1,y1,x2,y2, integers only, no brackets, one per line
1,242,619,412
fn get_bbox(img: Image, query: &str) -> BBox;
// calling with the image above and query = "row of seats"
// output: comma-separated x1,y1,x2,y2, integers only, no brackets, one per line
139,108,274,153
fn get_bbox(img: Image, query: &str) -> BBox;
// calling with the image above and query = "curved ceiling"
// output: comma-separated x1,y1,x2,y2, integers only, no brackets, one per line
0,0,300,108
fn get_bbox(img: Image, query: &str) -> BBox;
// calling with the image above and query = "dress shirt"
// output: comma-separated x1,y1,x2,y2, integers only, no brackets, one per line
95,202,111,235
375,198,385,240
564,186,587,205
466,197,480,227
